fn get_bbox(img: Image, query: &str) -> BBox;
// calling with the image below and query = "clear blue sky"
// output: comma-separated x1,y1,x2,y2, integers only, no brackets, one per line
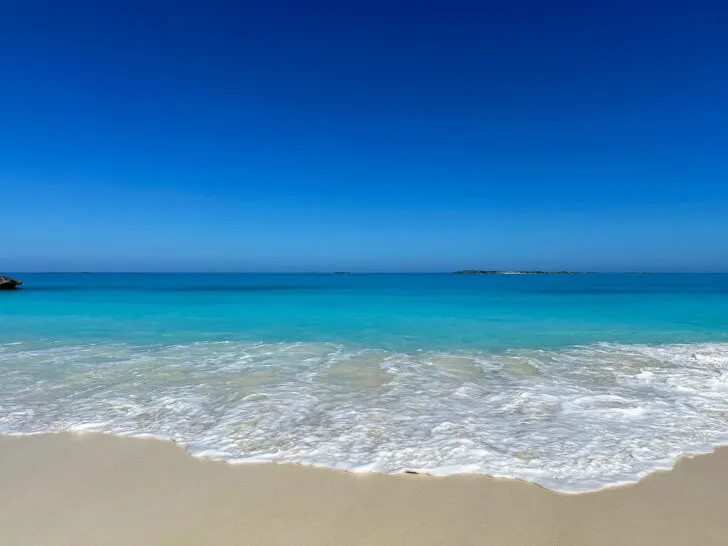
2,0,727,272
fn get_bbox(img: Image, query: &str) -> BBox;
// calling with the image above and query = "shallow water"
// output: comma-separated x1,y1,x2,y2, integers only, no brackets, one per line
1,273,727,491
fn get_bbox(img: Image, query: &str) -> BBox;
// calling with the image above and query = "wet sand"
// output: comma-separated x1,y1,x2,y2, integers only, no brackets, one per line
1,432,726,545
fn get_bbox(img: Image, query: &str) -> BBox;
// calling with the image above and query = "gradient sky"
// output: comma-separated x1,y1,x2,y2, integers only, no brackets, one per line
2,0,727,272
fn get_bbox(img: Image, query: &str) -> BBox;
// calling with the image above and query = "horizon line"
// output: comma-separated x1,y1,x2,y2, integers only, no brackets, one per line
6,271,728,275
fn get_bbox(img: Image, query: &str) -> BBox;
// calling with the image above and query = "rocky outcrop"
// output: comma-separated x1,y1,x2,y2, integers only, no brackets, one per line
0,275,22,290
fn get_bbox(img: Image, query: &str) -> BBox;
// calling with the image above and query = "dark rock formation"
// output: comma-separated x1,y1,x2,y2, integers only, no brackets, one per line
0,275,22,290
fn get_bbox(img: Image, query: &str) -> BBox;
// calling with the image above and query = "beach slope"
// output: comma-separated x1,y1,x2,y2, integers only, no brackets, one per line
0,433,726,545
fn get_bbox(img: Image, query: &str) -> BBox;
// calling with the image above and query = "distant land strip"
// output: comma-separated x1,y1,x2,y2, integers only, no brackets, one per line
454,270,581,275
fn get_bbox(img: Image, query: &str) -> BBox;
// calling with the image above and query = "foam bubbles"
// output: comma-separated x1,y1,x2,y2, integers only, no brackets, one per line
1,340,728,492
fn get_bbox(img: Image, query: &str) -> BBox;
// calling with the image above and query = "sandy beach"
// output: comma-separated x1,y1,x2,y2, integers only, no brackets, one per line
0,433,726,545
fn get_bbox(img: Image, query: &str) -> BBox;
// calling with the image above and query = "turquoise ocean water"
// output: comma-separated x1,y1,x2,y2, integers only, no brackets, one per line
2,273,728,491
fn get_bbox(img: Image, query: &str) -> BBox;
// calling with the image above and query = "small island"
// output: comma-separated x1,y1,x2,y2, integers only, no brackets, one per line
454,270,580,275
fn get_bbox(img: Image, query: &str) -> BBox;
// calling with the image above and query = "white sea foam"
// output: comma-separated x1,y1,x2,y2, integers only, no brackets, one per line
2,340,728,492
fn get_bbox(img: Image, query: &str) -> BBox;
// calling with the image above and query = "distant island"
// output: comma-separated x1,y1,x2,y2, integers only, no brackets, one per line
454,270,580,275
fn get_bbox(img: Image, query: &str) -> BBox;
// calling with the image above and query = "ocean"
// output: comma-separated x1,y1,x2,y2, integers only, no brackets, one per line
2,273,728,492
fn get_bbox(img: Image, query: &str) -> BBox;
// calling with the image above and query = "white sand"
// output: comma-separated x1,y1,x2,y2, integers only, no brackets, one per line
1,433,727,545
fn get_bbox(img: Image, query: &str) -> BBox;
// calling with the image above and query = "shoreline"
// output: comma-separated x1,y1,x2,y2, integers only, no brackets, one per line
4,339,728,495
2,429,724,495
2,433,728,545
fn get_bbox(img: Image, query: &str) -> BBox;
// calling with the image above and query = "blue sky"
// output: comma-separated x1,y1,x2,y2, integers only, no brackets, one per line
2,0,727,272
